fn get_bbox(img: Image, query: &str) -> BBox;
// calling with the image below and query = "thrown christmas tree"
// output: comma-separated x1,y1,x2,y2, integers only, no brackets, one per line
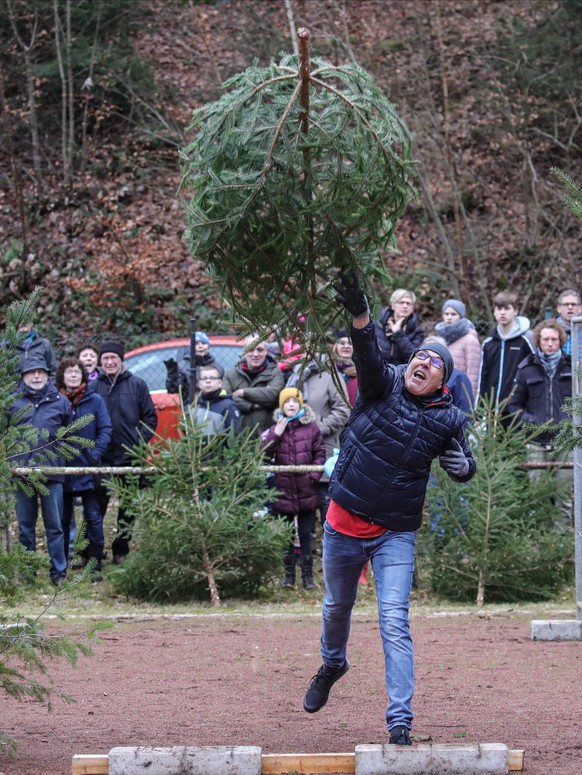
180,28,415,346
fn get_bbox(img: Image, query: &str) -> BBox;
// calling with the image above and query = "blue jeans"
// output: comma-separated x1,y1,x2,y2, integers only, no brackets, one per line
321,521,416,730
63,490,105,563
15,483,67,581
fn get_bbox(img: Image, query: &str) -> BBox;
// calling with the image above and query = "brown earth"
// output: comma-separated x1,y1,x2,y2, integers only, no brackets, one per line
1,608,580,775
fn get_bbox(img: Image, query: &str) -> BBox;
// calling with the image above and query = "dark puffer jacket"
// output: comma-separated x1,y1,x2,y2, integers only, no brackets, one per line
507,353,572,444
261,405,326,514
329,321,475,531
374,307,425,365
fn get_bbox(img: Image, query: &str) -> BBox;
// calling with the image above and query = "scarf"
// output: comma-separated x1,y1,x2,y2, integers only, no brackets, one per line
60,382,86,408
336,359,357,379
277,407,305,422
241,361,267,377
435,318,474,345
537,349,562,378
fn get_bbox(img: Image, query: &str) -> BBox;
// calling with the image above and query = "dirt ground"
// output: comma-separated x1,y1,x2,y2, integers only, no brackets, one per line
1,608,580,775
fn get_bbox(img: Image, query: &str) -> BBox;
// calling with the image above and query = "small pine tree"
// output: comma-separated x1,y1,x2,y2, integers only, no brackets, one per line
424,398,573,606
109,409,292,606
0,290,103,757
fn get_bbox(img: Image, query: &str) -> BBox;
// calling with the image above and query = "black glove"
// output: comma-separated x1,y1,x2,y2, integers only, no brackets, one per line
439,437,470,477
164,358,178,377
333,270,370,318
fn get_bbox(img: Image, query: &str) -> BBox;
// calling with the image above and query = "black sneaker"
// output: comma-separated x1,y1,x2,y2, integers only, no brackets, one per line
303,659,349,713
389,725,412,745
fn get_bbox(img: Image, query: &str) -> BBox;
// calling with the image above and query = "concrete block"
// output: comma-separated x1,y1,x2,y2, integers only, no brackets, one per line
355,742,508,775
531,619,582,641
108,745,262,775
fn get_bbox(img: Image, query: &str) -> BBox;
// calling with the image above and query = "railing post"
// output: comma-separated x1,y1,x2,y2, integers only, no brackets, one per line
571,315,582,620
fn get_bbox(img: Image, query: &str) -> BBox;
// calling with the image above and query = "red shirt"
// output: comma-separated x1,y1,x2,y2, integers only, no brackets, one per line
326,499,387,538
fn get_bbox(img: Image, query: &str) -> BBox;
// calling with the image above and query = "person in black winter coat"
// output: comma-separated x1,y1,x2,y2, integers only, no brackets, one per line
477,290,534,422
56,357,112,578
92,340,157,563
303,272,475,746
374,288,425,365
507,319,573,527
10,355,72,585
2,322,57,377
165,332,224,403
261,387,326,590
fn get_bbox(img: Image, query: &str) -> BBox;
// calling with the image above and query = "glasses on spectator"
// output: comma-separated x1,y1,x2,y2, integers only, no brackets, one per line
559,301,581,307
200,375,220,382
415,350,444,369
64,368,83,375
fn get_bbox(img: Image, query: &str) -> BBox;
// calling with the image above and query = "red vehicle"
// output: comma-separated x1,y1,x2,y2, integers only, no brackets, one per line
124,335,242,438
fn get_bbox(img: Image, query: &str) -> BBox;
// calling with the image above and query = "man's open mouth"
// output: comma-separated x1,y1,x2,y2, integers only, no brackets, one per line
413,369,426,381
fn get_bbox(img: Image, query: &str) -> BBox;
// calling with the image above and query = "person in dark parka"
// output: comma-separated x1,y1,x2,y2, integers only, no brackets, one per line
507,319,573,527
10,355,72,585
374,288,425,365
303,272,476,746
92,340,157,563
56,357,112,578
261,387,326,589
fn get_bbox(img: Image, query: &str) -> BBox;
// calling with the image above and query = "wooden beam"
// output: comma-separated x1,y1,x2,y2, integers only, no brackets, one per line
71,754,108,774
508,749,525,771
262,752,355,774
72,748,525,774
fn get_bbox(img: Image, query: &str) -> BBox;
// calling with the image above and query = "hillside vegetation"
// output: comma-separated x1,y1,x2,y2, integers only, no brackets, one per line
1,0,581,347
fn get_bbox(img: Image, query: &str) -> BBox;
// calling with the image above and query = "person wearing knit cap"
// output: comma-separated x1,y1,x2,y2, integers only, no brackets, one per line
261,386,326,590
93,339,157,564
99,340,125,361
422,336,474,418
278,386,304,411
434,299,481,399
165,331,224,404
302,271,475,747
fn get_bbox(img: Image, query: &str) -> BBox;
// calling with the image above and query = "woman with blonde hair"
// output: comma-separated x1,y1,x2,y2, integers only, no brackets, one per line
375,288,425,364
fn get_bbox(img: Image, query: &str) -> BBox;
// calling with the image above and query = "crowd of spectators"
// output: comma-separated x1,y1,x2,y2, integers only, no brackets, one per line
5,286,579,586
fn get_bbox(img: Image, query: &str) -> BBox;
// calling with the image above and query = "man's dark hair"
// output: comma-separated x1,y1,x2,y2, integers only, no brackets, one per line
493,291,518,309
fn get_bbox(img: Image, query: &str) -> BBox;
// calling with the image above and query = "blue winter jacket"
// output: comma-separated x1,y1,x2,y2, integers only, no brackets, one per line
10,380,73,482
329,321,476,531
191,389,242,436
63,390,113,493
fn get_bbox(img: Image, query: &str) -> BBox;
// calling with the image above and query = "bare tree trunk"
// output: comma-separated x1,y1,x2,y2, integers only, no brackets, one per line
0,62,29,250
53,0,74,185
433,0,466,292
80,0,102,172
298,28,316,297
203,549,221,607
283,0,298,56
65,0,74,178
476,569,485,608
6,0,42,186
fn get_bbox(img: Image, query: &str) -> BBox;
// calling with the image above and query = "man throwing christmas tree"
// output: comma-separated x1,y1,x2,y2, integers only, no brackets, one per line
303,272,476,744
